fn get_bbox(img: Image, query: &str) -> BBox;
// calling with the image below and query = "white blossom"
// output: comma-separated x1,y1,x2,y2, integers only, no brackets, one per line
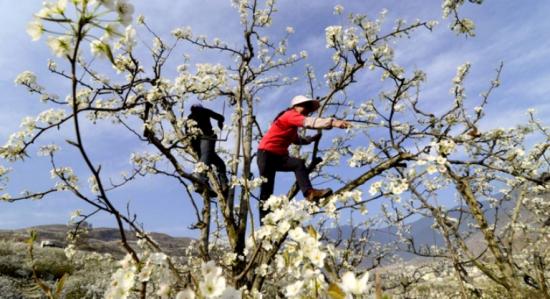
325,26,343,48
64,244,76,259
0,165,10,177
348,144,376,167
427,164,438,174
451,18,476,36
340,271,369,295
90,38,112,59
334,4,344,15
389,178,408,195
193,162,209,174
369,181,382,195
172,26,193,39
119,25,136,50
156,283,171,297
199,273,226,298
453,62,471,85
285,280,304,297
176,288,196,299
15,71,38,86
47,36,72,57
37,144,60,156
26,20,44,41
437,139,456,155
37,109,66,125
202,260,223,277
343,27,359,49
115,0,134,25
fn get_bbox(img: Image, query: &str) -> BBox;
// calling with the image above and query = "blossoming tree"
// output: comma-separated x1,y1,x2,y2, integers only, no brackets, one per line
2,0,549,298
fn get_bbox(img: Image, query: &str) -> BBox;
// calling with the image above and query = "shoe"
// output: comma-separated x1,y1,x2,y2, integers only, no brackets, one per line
305,188,333,203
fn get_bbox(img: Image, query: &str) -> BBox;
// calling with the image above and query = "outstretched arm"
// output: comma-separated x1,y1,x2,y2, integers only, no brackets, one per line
207,109,224,123
303,117,350,129
303,117,333,129
199,107,224,129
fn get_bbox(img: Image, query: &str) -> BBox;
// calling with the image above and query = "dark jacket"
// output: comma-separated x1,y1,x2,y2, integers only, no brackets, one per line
187,106,224,137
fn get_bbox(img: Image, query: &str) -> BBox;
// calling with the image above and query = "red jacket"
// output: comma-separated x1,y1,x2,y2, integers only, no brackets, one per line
258,109,305,155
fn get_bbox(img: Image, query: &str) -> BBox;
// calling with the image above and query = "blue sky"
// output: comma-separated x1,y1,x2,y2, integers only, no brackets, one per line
1,1,549,237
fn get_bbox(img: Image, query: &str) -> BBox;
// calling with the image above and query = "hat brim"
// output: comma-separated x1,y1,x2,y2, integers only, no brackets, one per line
293,100,320,112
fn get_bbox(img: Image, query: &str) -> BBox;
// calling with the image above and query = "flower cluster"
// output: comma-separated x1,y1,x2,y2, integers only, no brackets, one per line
248,195,310,252
104,254,137,299
348,144,376,167
388,178,408,195
198,261,228,298
37,109,67,125
0,165,10,178
0,131,27,161
28,0,136,63
47,36,73,57
436,139,456,156
340,271,370,296
229,176,267,190
231,0,250,25
334,4,344,15
193,162,210,174
287,227,327,268
14,71,44,93
37,144,61,156
138,252,181,298
172,26,193,39
325,26,343,48
343,27,359,49
451,62,470,102
170,260,241,299
50,166,79,191
442,0,478,36
130,152,163,174
174,64,228,100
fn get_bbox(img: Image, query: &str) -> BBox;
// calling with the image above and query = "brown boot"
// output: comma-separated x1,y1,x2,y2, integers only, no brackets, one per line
305,188,333,203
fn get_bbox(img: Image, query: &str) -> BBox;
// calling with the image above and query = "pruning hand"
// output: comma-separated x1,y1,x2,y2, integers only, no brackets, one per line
333,119,351,129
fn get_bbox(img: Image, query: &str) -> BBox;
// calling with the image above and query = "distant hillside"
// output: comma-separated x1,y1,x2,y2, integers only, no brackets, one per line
0,224,194,258
327,199,524,262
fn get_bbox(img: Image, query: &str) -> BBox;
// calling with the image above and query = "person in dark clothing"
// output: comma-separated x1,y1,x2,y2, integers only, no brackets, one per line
257,95,350,220
187,103,228,196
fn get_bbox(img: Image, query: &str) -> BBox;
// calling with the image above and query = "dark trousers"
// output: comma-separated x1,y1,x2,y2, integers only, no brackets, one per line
257,149,312,220
192,137,228,190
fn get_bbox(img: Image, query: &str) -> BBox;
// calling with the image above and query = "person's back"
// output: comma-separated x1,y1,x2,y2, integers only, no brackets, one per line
188,105,218,137
258,109,303,155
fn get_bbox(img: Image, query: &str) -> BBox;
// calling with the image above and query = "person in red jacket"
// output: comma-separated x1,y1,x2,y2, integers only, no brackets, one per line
257,95,350,220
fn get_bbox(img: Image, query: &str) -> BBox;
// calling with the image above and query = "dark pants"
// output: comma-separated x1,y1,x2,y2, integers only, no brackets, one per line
192,137,228,190
257,149,312,220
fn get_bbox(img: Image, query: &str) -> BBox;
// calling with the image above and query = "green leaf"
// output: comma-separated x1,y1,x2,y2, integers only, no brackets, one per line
327,283,346,299
306,225,318,239
105,43,115,65
55,273,69,296
27,229,37,244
